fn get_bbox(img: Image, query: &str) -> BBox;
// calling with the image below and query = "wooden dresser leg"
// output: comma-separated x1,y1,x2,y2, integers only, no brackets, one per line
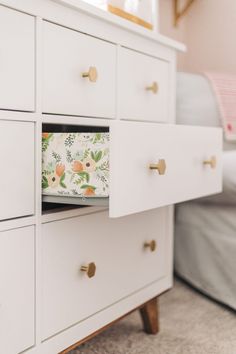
139,296,159,334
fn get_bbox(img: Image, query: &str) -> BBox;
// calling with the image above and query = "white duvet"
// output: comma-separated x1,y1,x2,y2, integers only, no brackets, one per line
177,72,236,151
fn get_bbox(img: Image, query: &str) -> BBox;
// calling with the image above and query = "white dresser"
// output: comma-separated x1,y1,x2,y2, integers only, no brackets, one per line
0,1,222,353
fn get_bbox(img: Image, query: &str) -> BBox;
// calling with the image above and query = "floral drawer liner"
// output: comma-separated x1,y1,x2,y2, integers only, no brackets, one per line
42,132,109,198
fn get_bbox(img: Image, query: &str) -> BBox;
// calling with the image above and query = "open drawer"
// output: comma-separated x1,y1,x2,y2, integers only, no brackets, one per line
42,121,222,217
109,121,222,217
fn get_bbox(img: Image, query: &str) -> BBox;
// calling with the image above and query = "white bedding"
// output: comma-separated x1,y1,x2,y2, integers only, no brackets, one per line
175,202,236,310
177,72,221,127
177,72,236,151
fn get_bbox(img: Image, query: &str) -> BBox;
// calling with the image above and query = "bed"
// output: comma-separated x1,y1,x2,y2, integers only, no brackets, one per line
174,72,236,310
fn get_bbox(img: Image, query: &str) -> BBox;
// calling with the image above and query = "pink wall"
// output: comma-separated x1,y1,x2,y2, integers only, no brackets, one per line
159,0,236,74
159,0,186,70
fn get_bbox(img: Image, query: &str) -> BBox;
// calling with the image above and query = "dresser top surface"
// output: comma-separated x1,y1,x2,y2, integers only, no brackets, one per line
0,0,186,52
53,0,186,51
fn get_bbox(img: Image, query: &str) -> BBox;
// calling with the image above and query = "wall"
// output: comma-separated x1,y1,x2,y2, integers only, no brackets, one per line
159,0,236,74
159,0,186,70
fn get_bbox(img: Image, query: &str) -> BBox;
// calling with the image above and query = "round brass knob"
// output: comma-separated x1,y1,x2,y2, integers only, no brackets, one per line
82,66,98,82
80,262,96,278
203,156,216,169
146,82,158,94
144,240,157,252
149,159,166,175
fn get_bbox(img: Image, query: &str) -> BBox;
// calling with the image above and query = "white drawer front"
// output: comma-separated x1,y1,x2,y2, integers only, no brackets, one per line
0,226,35,354
42,209,167,339
118,47,169,122
109,122,222,217
0,6,35,111
42,21,116,118
0,120,35,220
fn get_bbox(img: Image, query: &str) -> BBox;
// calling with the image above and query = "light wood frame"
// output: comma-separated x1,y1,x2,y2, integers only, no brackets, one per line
173,0,195,26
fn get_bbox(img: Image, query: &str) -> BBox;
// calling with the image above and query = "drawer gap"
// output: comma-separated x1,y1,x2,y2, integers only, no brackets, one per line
42,202,86,214
43,124,109,133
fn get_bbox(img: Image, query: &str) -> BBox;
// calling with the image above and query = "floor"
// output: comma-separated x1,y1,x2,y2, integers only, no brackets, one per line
70,279,236,354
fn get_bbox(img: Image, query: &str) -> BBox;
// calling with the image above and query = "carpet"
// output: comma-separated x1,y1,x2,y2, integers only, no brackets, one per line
70,279,236,354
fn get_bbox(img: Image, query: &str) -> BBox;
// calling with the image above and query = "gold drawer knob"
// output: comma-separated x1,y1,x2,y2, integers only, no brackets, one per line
203,156,216,169
80,262,96,278
82,66,98,82
149,159,166,175
146,81,158,94
144,240,157,252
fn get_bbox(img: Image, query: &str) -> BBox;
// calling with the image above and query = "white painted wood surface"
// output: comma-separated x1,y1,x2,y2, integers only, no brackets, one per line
118,47,169,122
110,121,222,217
0,0,221,353
0,226,35,354
51,0,185,51
0,120,35,220
0,5,35,111
42,208,167,339
42,20,116,118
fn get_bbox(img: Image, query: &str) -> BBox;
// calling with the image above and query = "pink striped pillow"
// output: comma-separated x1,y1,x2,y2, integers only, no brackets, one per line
205,72,236,141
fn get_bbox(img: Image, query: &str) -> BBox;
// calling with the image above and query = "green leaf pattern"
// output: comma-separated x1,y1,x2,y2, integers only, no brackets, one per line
42,132,109,197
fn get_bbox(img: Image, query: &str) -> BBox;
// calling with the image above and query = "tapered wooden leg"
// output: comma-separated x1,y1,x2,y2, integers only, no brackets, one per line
139,296,159,334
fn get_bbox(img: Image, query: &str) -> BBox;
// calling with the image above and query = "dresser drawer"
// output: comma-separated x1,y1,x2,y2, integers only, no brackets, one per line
42,208,167,339
42,21,116,118
0,120,35,220
118,47,170,122
0,6,35,111
109,122,222,217
0,226,35,354
42,121,222,217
